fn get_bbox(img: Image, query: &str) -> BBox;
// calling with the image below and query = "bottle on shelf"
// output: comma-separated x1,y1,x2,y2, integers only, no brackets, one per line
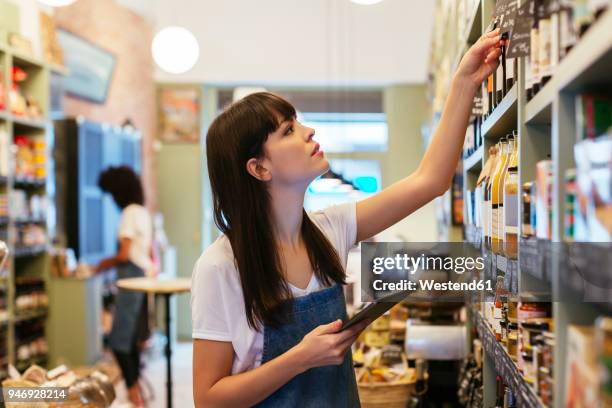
559,0,578,59
494,275,509,341
503,135,519,259
497,134,514,255
573,0,594,37
485,143,503,249
564,168,577,241
535,158,553,240
529,0,541,99
479,146,498,243
522,182,535,238
488,73,494,115
538,0,554,87
491,137,511,254
495,375,504,408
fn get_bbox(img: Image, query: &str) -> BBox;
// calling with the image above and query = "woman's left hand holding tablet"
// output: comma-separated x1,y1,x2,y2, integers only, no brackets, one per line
290,318,371,373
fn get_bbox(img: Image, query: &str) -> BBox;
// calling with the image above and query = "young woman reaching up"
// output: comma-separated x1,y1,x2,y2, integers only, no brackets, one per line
191,29,503,407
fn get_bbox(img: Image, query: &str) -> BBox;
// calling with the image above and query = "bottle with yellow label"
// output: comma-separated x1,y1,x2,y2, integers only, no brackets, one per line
497,134,515,255
485,143,503,249
503,133,519,259
491,137,510,254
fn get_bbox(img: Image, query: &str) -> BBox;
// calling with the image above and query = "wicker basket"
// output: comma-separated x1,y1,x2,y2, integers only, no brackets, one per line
356,352,417,408
358,377,416,408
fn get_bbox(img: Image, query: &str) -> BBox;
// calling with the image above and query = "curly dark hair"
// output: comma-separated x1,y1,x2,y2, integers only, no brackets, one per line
97,166,144,209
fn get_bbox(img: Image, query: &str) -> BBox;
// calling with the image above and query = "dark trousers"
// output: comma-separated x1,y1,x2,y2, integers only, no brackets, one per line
112,294,149,388
114,344,141,388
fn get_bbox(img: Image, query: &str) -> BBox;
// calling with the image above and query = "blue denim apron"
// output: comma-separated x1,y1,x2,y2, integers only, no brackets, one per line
254,284,360,408
108,261,146,353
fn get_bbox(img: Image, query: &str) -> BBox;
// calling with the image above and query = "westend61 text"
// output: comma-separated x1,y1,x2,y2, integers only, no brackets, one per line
372,279,493,292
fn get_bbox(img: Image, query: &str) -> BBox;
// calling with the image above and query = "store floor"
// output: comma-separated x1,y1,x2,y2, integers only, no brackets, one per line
111,342,194,408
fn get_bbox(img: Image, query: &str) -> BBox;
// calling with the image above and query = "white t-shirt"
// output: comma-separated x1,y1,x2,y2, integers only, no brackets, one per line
191,202,357,374
118,204,153,272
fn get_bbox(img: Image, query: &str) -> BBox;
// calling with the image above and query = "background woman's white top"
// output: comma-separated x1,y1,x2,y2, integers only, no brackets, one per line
119,203,153,273
191,202,357,374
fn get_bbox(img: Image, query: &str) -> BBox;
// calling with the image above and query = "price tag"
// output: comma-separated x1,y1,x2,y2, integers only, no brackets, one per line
507,0,534,58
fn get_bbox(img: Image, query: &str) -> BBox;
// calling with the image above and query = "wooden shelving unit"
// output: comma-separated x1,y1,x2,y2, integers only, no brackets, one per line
429,0,612,406
0,42,63,378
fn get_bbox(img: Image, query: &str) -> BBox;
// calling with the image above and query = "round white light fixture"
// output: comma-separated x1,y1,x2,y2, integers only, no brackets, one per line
36,0,77,6
152,26,200,74
350,0,384,5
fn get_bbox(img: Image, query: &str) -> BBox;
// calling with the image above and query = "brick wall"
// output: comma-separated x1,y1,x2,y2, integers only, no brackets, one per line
54,0,157,210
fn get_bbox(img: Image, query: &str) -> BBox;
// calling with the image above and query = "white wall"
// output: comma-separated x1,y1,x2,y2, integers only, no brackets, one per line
152,0,435,86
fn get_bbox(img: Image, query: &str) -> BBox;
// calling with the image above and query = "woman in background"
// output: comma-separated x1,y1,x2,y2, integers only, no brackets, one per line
97,165,153,408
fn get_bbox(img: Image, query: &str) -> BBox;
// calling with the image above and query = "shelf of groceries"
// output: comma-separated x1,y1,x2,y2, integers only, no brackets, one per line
454,0,612,407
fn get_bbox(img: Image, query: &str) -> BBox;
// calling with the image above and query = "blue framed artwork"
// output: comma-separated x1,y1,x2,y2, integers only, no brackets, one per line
57,29,116,104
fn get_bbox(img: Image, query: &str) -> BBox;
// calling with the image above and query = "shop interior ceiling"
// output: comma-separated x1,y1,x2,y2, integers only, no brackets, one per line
142,0,435,87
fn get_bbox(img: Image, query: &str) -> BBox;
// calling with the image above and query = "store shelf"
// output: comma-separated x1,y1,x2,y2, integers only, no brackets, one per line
14,176,46,189
11,115,47,130
11,50,46,70
519,237,551,283
482,85,518,139
14,245,47,258
525,91,552,125
14,308,48,323
464,145,483,172
556,242,612,314
13,218,46,226
524,8,612,125
473,311,544,407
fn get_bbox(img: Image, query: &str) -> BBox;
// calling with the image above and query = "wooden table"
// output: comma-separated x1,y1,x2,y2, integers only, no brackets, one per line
116,277,190,408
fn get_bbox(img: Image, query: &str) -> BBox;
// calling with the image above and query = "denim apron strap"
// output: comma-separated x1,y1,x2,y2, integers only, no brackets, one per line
108,262,146,353
254,284,360,408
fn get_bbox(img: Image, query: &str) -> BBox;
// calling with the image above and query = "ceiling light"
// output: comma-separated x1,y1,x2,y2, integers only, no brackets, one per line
37,0,77,6
152,26,200,74
350,0,384,5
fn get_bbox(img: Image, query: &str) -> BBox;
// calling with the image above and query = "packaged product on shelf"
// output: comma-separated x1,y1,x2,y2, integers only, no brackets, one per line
481,146,498,244
492,136,513,254
565,325,599,407
503,135,519,258
575,94,612,141
595,317,612,406
537,0,554,86
559,0,578,58
493,276,509,341
564,169,577,241
530,0,542,98
32,138,46,179
0,125,8,177
573,0,594,36
574,136,611,242
10,67,28,117
0,65,5,111
535,159,553,240
15,135,35,178
517,302,549,372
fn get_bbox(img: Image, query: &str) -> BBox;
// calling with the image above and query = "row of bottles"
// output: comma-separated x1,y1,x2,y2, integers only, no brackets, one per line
478,134,519,258
526,0,610,101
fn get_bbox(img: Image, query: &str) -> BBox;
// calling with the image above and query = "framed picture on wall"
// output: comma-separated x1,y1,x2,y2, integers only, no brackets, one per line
157,86,201,143
56,29,116,104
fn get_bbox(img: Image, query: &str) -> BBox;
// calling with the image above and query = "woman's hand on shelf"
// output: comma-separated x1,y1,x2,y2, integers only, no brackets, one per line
456,28,502,91
291,318,370,372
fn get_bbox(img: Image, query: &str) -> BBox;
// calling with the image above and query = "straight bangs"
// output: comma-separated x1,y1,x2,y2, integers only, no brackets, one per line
241,93,297,151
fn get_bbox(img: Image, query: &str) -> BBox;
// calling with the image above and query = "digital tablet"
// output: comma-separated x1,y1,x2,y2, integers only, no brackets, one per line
341,290,411,331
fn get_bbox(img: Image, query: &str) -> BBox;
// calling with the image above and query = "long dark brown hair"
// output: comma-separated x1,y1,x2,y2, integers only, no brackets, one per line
206,92,346,329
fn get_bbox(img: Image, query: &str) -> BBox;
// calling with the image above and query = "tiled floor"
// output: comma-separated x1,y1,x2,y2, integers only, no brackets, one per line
111,342,194,408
